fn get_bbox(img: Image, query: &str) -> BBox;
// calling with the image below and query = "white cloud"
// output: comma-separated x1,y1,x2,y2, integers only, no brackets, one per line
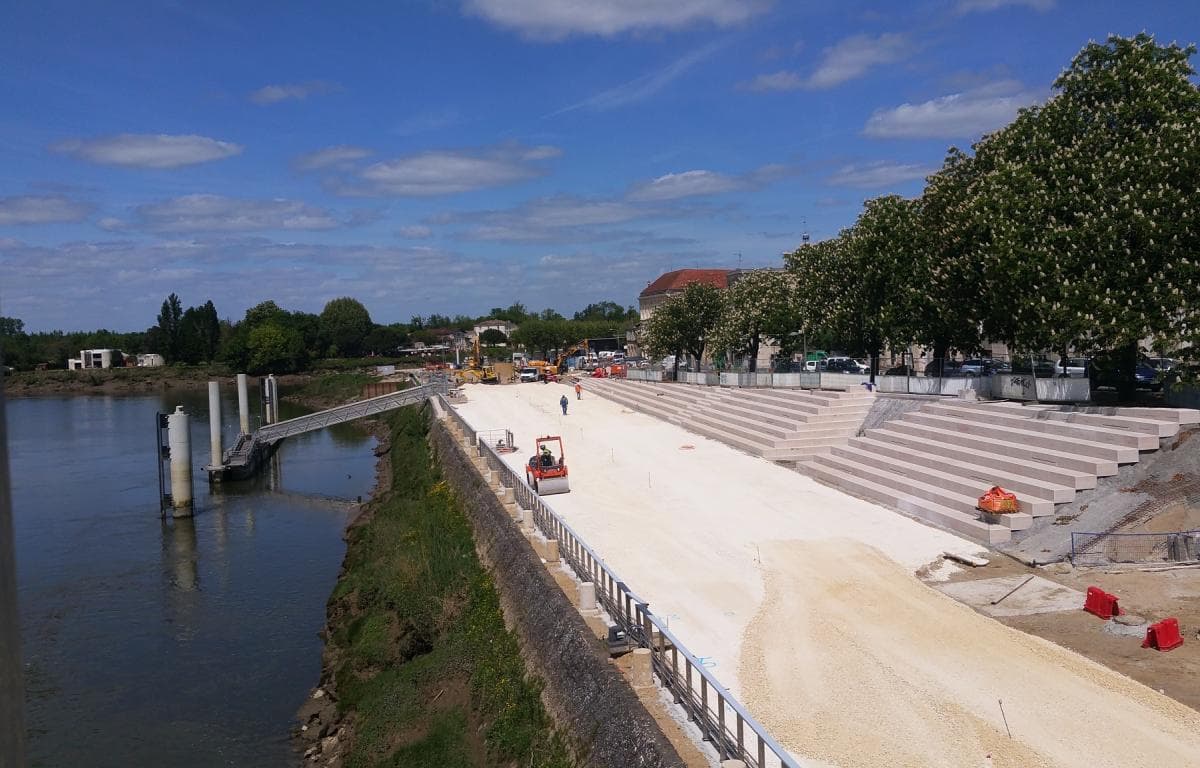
294,145,373,171
628,170,741,201
333,143,559,197
124,194,345,232
957,0,1054,13
554,42,722,114
249,80,340,105
827,161,932,189
0,195,92,225
396,225,432,239
51,133,243,168
739,70,804,92
805,33,912,89
863,80,1043,139
463,0,770,40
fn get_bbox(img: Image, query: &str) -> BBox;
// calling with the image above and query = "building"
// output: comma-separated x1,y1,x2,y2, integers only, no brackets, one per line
68,348,121,370
472,319,518,339
137,353,165,367
638,269,732,321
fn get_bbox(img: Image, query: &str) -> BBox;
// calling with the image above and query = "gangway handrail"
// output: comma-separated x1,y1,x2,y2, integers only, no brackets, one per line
439,394,798,768
255,381,447,444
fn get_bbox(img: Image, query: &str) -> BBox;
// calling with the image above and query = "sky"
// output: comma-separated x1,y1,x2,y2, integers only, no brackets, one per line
1,0,1198,332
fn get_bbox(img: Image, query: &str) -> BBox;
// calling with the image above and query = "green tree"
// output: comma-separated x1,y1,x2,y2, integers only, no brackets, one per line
511,319,566,359
573,301,637,323
479,328,508,345
247,323,305,373
711,270,801,373
642,283,724,376
969,34,1200,395
156,293,183,361
178,300,220,364
319,297,373,358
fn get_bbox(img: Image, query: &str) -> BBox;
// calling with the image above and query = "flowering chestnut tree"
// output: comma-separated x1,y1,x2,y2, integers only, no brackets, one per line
710,269,801,372
642,282,725,376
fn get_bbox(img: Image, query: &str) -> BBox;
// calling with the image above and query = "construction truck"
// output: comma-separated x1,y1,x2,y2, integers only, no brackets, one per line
454,337,499,384
525,436,569,495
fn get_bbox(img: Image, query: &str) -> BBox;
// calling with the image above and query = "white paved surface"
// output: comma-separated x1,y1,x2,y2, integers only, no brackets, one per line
453,383,1200,768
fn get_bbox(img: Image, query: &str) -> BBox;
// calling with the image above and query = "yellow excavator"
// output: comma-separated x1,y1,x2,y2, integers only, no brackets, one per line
551,341,589,375
455,337,499,384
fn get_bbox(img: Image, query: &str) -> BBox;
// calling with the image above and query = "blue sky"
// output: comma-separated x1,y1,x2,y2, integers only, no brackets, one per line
2,0,1197,331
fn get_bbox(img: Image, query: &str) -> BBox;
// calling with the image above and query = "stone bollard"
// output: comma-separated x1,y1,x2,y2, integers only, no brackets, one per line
544,539,559,563
721,762,747,768
504,501,520,519
578,582,597,614
520,506,535,532
630,648,654,689
498,486,515,504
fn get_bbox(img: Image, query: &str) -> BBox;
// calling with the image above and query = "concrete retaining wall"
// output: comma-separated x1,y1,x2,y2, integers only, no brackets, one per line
428,417,684,768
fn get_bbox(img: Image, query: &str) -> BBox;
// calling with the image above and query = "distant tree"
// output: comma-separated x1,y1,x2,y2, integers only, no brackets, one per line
0,317,24,337
319,297,373,358
512,319,568,359
479,328,508,345
573,301,636,323
488,302,529,323
178,300,221,364
538,308,565,322
363,325,405,356
156,293,183,361
246,323,304,373
711,270,801,373
643,283,724,375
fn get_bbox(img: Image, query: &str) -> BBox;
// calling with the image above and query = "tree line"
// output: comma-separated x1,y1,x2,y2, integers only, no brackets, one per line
645,34,1200,397
1,296,638,374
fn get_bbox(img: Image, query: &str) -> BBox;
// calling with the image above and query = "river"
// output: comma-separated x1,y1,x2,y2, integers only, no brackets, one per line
8,388,375,767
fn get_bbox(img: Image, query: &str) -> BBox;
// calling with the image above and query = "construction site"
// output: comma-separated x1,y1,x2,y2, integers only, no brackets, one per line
443,371,1200,768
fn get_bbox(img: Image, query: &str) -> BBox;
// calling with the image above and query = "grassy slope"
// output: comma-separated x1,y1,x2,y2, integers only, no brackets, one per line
327,406,573,768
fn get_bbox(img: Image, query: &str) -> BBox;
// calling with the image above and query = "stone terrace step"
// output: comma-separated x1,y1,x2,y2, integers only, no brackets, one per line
880,419,1119,477
863,426,1097,490
924,403,1159,450
849,435,1076,503
996,403,1190,436
706,394,866,426
829,444,1052,518
902,411,1138,464
799,458,1012,545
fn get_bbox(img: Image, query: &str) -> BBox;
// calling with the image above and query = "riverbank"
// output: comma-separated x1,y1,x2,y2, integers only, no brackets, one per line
2,366,314,396
299,404,573,767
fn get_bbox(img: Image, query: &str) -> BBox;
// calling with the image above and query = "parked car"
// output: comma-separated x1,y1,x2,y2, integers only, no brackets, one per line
1135,363,1161,390
519,366,541,383
1010,359,1061,377
924,360,965,377
1146,357,1176,372
959,358,1011,377
822,356,869,374
883,363,915,376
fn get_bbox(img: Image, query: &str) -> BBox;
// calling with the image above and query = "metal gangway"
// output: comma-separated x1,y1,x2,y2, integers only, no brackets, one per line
256,380,448,444
210,379,449,480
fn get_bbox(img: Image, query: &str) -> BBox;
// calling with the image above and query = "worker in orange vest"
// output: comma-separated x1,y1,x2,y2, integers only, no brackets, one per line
574,382,582,400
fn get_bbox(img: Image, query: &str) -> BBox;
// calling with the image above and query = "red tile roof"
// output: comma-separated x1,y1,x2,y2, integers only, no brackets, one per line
639,268,732,298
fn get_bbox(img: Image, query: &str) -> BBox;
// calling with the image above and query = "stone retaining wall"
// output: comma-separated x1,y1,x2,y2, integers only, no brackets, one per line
429,416,685,768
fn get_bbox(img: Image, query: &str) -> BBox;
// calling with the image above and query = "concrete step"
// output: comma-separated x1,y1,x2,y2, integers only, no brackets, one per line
724,387,874,411
812,452,1037,527
849,436,1076,503
1058,406,1200,426
688,411,778,451
830,444,1054,517
706,394,863,426
1003,404,1186,436
926,403,1159,450
879,419,1118,477
798,459,1012,545
593,386,689,422
863,427,1097,490
902,411,1139,464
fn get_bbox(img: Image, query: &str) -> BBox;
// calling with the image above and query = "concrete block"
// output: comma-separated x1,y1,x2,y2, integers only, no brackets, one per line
578,582,597,613
545,539,559,563
630,648,654,689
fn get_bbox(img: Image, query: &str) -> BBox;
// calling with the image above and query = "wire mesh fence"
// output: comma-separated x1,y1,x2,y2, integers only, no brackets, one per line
1070,530,1200,565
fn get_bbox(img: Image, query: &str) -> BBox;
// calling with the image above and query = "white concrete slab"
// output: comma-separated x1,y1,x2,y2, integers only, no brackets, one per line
935,575,1086,617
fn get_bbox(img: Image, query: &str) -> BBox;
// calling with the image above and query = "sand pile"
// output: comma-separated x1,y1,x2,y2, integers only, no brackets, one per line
740,539,1200,768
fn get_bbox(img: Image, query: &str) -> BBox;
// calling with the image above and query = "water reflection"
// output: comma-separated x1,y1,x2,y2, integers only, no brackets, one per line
164,516,200,592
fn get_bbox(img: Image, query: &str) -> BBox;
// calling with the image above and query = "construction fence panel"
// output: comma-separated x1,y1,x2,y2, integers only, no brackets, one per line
446,395,798,768
1070,530,1200,565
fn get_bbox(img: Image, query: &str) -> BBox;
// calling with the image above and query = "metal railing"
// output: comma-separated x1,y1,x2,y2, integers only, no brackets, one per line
256,381,447,443
1071,529,1200,565
440,395,797,768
